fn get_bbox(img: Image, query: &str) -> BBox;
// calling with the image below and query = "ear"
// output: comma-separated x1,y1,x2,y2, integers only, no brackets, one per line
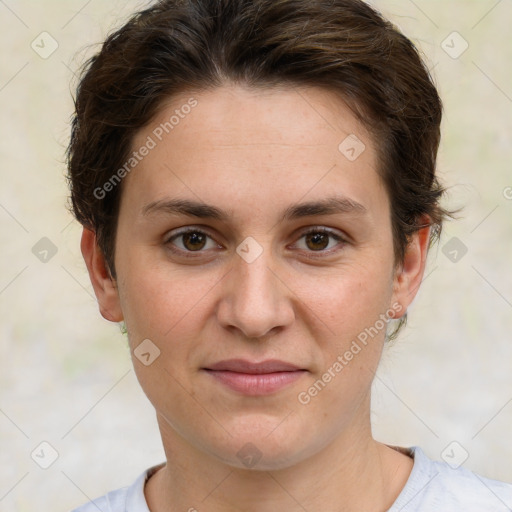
80,227,123,322
390,216,432,318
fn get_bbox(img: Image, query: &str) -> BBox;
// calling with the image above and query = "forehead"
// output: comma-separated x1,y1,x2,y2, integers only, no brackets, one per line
123,84,386,221
144,84,372,150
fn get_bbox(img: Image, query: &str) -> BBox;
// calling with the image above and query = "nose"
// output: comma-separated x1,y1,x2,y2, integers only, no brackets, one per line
216,239,295,340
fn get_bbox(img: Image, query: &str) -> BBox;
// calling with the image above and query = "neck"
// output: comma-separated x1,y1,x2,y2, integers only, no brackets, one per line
145,403,413,511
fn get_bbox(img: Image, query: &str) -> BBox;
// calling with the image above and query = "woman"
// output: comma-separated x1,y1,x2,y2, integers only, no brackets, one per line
67,0,512,510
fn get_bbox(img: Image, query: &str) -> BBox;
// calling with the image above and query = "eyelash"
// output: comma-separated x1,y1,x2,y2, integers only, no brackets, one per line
164,226,348,259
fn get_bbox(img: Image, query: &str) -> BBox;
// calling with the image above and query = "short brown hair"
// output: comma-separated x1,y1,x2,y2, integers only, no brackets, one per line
66,0,455,339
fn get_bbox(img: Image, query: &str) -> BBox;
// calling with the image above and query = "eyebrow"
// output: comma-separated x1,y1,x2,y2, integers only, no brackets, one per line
142,196,367,223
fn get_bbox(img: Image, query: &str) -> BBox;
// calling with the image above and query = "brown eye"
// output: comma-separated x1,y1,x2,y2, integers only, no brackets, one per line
294,227,347,255
305,231,330,251
166,228,220,254
181,231,207,251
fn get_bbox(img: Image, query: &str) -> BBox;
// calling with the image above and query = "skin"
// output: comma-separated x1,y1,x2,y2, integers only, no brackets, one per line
82,84,431,511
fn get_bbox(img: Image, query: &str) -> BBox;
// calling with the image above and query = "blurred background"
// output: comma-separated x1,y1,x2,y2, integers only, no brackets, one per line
1,0,511,510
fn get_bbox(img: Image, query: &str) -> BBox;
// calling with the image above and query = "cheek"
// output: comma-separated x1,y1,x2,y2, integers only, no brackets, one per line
117,266,210,409
296,262,394,397
119,266,212,339
300,260,394,331
295,272,389,426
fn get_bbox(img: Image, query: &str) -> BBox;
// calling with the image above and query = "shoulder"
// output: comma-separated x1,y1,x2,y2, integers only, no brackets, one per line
69,463,164,512
390,445,512,512
70,486,128,512
70,482,134,512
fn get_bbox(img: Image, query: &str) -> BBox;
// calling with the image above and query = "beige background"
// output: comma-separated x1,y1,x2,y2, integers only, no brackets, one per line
1,0,511,510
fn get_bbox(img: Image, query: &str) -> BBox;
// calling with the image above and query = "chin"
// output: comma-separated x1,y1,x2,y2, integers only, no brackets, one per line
208,421,316,471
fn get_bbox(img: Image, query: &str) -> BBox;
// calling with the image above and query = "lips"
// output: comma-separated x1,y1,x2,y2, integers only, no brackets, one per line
203,359,304,374
202,359,307,395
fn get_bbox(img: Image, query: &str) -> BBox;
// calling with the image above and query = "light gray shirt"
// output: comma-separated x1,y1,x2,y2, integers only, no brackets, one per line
71,445,512,511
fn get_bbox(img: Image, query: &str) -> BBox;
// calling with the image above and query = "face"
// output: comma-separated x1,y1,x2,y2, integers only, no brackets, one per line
84,84,428,470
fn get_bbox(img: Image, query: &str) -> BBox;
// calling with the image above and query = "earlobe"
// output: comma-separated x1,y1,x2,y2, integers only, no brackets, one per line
391,216,432,318
80,227,124,322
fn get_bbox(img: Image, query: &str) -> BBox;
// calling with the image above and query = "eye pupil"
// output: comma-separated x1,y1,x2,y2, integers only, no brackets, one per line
306,232,329,251
183,232,206,251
